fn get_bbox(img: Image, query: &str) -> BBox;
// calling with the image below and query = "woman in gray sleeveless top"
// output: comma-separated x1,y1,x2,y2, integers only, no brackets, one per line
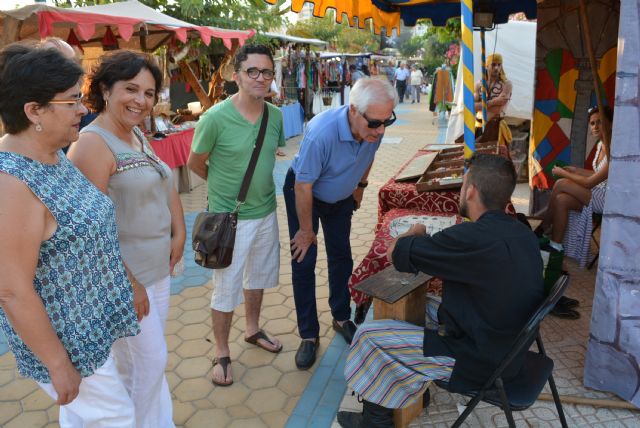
0,44,139,426
68,50,185,428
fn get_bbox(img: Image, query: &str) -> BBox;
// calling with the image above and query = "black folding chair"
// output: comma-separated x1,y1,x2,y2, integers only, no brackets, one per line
434,275,570,428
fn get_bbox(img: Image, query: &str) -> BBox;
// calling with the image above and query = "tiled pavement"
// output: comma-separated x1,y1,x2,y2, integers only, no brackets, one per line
1,102,639,427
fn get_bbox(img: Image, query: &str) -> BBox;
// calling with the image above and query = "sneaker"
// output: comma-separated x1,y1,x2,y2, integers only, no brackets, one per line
541,243,564,294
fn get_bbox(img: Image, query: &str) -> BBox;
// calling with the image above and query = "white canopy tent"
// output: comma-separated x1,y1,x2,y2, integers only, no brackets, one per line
446,20,536,143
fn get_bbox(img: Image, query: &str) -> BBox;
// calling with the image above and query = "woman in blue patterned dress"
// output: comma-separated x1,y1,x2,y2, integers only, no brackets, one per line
0,44,139,426
68,50,185,428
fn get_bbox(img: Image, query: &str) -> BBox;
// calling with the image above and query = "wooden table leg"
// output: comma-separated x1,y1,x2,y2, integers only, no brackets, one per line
372,282,428,428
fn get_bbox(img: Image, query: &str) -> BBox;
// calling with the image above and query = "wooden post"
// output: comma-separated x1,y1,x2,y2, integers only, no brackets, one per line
578,0,612,148
178,60,213,110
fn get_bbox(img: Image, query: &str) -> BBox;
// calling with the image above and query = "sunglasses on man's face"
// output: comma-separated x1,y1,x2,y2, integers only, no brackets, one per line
361,111,396,129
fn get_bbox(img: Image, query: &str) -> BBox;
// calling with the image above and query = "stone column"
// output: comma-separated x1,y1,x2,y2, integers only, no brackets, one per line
584,0,640,407
570,66,594,166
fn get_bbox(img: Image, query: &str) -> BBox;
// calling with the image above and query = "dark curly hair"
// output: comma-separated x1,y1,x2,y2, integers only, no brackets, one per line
233,44,274,72
0,42,83,134
84,50,162,113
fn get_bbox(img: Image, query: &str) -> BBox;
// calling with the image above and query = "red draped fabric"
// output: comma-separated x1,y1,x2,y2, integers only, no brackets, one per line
148,129,194,170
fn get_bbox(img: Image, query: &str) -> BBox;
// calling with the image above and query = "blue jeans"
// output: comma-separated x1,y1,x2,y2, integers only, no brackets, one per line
284,169,353,339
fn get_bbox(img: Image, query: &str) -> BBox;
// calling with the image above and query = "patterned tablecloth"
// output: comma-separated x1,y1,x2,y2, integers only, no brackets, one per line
349,208,461,319
377,150,460,228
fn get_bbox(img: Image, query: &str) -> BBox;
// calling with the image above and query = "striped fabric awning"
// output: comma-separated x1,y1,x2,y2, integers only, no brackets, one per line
264,0,537,35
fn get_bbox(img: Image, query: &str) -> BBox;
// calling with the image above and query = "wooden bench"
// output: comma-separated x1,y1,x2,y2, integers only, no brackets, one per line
354,266,432,428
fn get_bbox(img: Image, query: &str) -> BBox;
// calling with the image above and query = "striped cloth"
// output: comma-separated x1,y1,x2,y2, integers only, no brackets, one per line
564,184,605,267
344,320,455,409
564,142,607,267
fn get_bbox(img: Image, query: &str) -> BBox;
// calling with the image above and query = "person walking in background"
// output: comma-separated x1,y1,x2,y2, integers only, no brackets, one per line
68,50,185,428
188,44,285,387
409,64,424,104
0,43,139,427
393,62,410,103
284,78,398,370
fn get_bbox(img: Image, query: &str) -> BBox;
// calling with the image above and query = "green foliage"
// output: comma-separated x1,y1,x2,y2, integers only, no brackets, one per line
52,0,288,33
287,12,379,53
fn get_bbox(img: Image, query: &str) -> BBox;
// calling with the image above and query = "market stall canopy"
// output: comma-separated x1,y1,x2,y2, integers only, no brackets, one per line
264,0,537,35
0,0,254,51
262,32,328,47
319,52,371,58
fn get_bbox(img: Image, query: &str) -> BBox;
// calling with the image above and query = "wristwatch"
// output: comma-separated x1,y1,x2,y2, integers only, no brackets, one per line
357,181,368,188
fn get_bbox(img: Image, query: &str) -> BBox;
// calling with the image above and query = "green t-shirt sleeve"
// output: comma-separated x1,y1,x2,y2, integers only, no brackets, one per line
191,111,217,154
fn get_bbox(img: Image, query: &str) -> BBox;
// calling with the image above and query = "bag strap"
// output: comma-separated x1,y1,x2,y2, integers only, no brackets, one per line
235,104,269,210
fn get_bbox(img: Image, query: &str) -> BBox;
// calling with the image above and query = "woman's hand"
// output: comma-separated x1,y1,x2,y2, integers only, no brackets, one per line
49,358,81,405
169,235,185,275
132,280,149,321
552,166,567,178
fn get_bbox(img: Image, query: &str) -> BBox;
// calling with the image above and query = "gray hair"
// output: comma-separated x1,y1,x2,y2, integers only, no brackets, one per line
349,77,398,113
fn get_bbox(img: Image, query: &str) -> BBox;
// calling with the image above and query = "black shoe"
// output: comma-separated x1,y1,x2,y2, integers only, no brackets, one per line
337,410,364,428
337,401,394,428
558,295,579,308
423,388,431,408
333,319,357,344
550,303,580,320
295,338,319,369
354,301,371,325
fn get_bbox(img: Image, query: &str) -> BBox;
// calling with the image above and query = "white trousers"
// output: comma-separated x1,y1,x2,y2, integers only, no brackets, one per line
111,276,175,428
39,355,135,428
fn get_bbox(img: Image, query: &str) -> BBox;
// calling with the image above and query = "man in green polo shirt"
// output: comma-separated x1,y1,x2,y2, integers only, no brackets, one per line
188,44,285,387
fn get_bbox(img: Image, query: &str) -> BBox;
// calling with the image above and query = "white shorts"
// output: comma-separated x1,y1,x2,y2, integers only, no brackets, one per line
210,211,280,312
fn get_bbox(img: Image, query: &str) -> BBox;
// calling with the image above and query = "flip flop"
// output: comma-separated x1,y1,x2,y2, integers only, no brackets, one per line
276,151,286,157
211,357,233,387
245,330,283,353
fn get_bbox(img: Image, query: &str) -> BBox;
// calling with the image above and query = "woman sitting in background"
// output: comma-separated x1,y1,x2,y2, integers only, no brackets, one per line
68,50,185,428
536,106,612,266
0,43,139,426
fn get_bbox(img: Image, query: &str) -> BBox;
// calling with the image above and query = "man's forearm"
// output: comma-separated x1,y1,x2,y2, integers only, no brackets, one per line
294,184,314,232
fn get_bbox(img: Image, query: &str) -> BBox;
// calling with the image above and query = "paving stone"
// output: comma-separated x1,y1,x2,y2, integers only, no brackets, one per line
237,347,277,368
174,356,212,379
175,339,212,359
177,309,210,325
21,388,55,411
1,377,38,400
178,296,210,311
173,377,213,401
177,323,211,341
0,367,15,386
172,400,197,425
166,371,181,391
245,387,289,415
4,410,49,428
261,410,289,428
226,404,257,419
278,371,312,395
184,408,230,428
262,293,286,306
0,401,22,426
241,365,282,389
263,318,297,335
166,334,182,352
272,349,299,372
181,286,209,298
260,305,292,320
209,382,251,408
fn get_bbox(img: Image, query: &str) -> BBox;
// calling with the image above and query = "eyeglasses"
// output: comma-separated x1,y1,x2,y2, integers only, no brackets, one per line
49,95,84,108
361,111,396,129
239,67,275,80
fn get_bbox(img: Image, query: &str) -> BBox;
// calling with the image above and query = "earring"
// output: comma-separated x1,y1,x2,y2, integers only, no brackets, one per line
35,123,42,132
104,98,109,109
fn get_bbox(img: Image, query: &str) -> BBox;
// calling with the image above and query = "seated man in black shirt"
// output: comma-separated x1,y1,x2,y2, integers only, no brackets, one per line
338,154,544,428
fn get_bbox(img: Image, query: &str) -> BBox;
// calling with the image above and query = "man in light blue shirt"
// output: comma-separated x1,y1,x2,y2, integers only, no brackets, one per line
284,78,398,369
393,62,410,103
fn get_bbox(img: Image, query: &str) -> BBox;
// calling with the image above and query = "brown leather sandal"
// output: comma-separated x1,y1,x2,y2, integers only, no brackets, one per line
211,357,233,387
244,330,283,353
